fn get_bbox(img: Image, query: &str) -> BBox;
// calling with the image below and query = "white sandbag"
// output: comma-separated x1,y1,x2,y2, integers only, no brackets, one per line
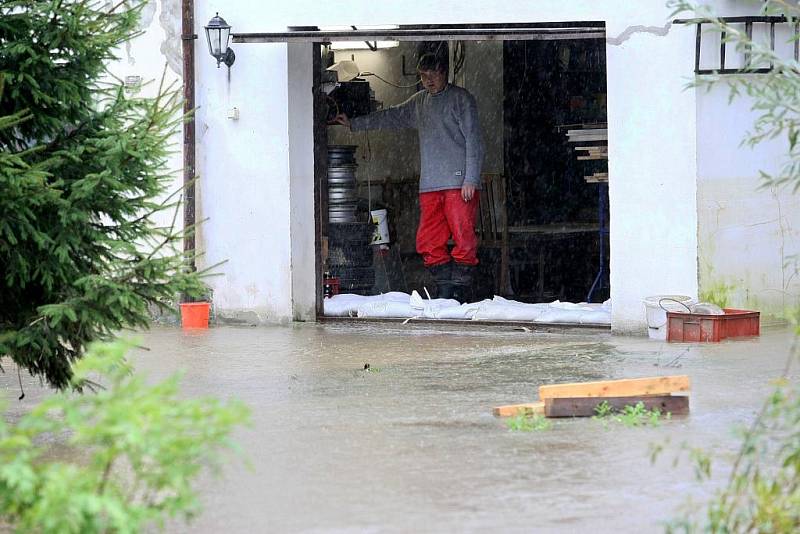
434,300,488,320
324,292,412,317
326,291,612,325
409,290,461,318
381,291,414,302
472,297,550,321
490,295,527,306
357,300,416,318
548,300,593,311
535,308,587,323
323,293,371,317
578,310,612,325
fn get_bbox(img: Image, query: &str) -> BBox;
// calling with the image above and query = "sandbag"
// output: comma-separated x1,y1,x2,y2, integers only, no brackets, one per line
409,290,461,318
324,292,411,317
472,297,550,321
535,308,587,323
434,300,488,320
578,310,612,325
356,301,416,318
323,293,371,317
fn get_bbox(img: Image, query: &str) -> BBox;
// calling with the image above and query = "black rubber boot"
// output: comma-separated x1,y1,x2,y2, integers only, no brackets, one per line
451,263,476,303
428,261,454,299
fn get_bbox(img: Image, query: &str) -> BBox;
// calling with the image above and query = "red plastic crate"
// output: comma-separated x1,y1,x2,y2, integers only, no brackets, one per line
667,308,760,342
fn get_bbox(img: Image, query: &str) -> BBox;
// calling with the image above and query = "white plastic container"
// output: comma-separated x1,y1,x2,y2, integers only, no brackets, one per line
370,209,390,245
643,295,694,340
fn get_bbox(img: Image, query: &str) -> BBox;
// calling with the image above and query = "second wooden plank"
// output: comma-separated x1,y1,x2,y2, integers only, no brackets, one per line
493,401,545,417
544,395,690,417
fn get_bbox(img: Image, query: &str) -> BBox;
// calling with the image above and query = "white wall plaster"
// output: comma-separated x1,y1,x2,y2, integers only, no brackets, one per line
194,1,294,323
697,82,800,317
287,43,317,321
606,23,699,334
106,0,184,238
158,0,183,76
606,23,672,46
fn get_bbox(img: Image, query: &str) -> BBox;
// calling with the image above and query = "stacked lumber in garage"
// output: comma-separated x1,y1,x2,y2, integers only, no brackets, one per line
584,172,608,183
563,123,609,183
493,375,690,418
575,145,609,161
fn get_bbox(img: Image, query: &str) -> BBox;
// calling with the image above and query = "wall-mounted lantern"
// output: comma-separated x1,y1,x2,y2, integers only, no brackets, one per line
205,13,235,68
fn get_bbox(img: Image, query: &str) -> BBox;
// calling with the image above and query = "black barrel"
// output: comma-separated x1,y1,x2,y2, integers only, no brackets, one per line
327,221,375,295
327,145,358,224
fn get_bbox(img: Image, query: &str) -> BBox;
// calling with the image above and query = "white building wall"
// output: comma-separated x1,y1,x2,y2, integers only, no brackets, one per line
118,1,800,330
105,0,184,235
691,2,800,319
697,83,800,318
194,5,294,322
606,23,699,333
112,1,726,330
287,43,317,321
190,0,702,331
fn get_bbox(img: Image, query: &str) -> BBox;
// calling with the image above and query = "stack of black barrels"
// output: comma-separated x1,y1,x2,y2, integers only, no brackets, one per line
326,145,374,295
327,145,358,223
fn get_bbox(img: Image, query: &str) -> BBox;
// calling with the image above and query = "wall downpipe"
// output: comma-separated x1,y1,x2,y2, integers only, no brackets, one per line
181,0,197,289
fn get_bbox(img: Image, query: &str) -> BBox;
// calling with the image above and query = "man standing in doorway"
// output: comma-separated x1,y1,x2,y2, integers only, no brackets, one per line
335,53,484,302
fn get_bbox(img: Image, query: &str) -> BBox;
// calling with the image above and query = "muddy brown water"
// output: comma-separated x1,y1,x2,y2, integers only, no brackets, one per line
2,323,796,532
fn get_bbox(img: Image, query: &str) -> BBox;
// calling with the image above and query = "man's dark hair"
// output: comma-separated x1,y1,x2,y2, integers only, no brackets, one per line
417,53,448,74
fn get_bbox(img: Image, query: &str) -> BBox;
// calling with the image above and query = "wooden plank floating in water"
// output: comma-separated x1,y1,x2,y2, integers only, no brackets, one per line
493,401,545,417
544,395,690,418
539,375,690,400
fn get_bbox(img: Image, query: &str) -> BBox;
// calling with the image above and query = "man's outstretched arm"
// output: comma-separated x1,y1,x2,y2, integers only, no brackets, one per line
348,93,419,131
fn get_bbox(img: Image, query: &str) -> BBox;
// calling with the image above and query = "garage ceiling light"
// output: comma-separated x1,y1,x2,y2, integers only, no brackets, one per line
329,41,400,50
321,24,400,51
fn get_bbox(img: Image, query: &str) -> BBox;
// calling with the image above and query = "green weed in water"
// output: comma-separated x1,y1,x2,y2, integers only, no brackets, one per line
363,363,381,373
593,400,613,418
505,410,552,432
593,401,670,427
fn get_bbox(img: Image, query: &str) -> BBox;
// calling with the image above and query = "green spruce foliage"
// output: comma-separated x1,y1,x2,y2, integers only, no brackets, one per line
0,1,207,388
0,341,249,533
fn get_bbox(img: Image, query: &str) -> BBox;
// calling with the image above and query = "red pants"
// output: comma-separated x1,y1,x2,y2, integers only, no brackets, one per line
417,189,479,267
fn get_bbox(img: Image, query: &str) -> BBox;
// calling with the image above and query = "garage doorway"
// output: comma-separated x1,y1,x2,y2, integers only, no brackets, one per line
235,23,609,318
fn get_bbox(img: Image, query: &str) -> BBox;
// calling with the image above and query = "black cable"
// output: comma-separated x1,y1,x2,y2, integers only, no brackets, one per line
453,41,465,78
360,71,420,88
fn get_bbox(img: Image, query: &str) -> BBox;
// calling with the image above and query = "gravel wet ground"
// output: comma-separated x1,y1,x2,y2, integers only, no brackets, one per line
2,322,796,532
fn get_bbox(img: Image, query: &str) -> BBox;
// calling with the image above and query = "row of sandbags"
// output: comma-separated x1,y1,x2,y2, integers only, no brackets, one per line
323,291,611,325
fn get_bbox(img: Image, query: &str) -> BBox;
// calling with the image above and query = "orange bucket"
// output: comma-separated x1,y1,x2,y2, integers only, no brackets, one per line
180,302,210,329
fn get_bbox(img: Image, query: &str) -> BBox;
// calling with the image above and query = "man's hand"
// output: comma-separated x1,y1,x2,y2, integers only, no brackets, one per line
461,183,476,202
333,113,351,128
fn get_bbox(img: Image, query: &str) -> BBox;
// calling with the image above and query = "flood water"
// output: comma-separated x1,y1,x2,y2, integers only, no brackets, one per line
3,323,796,532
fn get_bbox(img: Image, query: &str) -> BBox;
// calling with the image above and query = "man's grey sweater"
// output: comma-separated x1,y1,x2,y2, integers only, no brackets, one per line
350,84,484,193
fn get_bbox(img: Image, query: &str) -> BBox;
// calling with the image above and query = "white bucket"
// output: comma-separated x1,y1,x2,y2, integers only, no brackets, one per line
370,209,390,245
643,295,694,340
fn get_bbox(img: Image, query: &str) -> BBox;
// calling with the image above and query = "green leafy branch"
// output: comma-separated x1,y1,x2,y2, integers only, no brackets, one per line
0,341,250,534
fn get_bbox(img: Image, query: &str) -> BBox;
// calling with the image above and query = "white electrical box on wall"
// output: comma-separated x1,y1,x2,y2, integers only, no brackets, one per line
227,107,239,120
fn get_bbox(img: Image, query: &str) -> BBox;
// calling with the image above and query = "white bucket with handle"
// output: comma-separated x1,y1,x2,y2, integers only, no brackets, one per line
643,295,694,340
370,209,390,245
